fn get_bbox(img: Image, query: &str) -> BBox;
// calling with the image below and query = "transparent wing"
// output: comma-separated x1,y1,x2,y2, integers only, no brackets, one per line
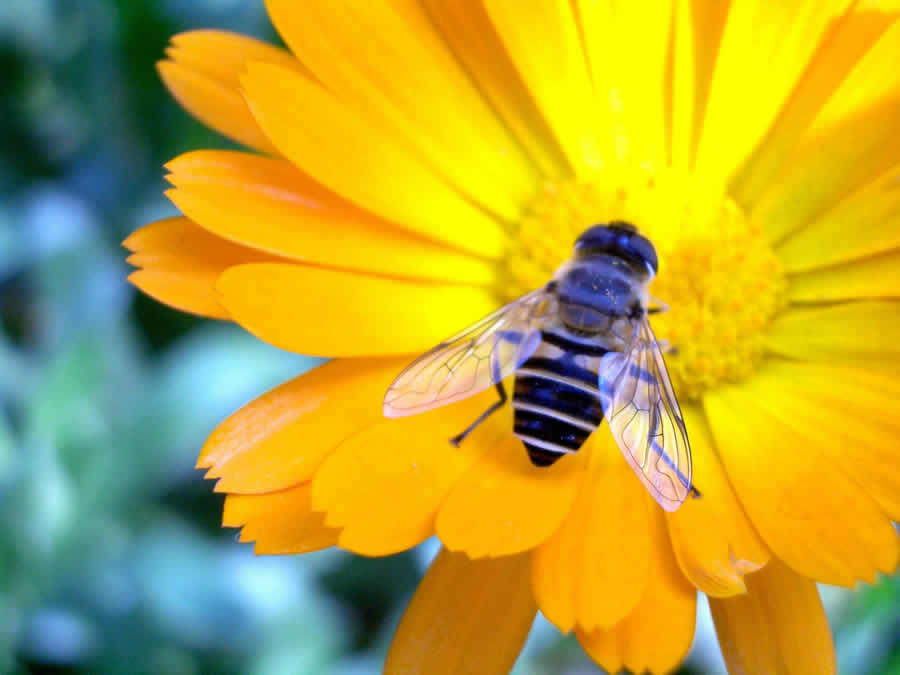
597,317,694,511
383,287,556,417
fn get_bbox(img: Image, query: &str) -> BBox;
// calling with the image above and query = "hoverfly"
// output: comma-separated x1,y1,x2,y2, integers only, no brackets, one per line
383,222,699,511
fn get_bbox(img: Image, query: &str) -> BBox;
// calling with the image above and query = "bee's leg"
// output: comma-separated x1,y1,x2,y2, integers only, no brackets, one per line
647,299,678,354
647,296,670,315
449,382,507,447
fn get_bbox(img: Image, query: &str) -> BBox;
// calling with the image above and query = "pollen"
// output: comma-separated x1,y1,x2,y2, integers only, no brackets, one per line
503,164,786,400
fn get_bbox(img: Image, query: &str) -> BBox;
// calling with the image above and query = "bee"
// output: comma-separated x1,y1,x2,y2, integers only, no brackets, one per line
383,222,699,512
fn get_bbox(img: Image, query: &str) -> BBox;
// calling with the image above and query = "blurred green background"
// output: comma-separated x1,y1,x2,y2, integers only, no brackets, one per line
0,2,897,674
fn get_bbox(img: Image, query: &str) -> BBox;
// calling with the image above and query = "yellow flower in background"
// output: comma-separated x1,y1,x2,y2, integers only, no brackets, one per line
126,1,900,673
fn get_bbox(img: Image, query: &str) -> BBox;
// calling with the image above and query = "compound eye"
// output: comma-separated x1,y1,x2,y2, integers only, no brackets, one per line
575,225,615,251
627,234,658,273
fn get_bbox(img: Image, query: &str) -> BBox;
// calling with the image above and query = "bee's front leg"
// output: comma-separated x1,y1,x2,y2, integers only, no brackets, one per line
647,297,670,315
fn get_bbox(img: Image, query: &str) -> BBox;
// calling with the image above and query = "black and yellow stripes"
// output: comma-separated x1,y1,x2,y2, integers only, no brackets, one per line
512,331,607,467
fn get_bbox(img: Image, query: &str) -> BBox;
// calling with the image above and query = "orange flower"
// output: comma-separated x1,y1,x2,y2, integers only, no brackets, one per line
127,2,900,672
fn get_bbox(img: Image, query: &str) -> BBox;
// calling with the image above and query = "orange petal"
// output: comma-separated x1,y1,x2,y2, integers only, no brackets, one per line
166,30,311,91
694,0,855,184
578,501,696,675
223,483,339,555
766,301,900,364
777,165,900,274
743,360,900,522
704,368,900,586
575,0,674,165
158,30,307,153
311,388,506,556
264,0,539,222
484,0,609,173
384,548,536,675
436,421,585,558
198,358,404,493
749,17,900,242
124,216,277,319
730,9,899,207
666,403,770,598
532,433,650,633
164,150,494,284
709,558,836,675
240,61,507,258
217,263,498,357
422,0,569,178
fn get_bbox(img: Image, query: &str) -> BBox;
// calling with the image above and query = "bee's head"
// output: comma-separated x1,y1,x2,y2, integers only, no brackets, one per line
574,221,658,277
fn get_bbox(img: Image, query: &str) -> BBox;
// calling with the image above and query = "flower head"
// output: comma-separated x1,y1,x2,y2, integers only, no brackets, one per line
127,2,900,672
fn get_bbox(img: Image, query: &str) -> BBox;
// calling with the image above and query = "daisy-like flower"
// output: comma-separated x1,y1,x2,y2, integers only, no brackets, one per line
126,1,900,672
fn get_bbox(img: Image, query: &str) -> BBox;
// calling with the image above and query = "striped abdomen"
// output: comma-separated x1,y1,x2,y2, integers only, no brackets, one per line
512,331,608,467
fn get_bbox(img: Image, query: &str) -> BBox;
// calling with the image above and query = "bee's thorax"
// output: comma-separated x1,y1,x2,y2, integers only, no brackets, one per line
553,254,650,334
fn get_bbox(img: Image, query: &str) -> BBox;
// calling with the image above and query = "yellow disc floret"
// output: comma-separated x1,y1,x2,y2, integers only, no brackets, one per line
503,164,786,400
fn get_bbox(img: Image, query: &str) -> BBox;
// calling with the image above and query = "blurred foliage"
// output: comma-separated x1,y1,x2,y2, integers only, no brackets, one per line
0,1,897,674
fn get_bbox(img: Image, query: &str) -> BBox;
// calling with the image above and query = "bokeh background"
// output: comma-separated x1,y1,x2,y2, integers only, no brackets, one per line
1,2,898,673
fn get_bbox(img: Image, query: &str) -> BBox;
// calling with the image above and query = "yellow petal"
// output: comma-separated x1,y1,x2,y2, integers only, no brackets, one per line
422,0,569,178
124,216,276,319
749,17,900,242
709,558,836,675
670,0,731,169
705,369,900,586
731,10,899,206
694,0,855,183
264,0,539,222
158,30,307,153
198,358,404,493
531,433,650,633
436,423,585,558
223,483,340,555
384,548,536,675
666,403,769,598
311,389,505,556
766,301,900,364
787,250,900,302
484,0,607,173
578,502,696,675
777,164,900,273
860,0,900,8
805,11,900,139
217,263,498,357
747,360,900,521
164,150,494,284
240,61,507,258
575,0,673,165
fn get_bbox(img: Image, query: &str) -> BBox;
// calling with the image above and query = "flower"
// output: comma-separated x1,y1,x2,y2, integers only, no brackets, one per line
126,2,900,673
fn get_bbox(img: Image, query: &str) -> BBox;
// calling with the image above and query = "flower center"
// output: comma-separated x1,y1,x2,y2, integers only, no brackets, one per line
502,164,786,400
